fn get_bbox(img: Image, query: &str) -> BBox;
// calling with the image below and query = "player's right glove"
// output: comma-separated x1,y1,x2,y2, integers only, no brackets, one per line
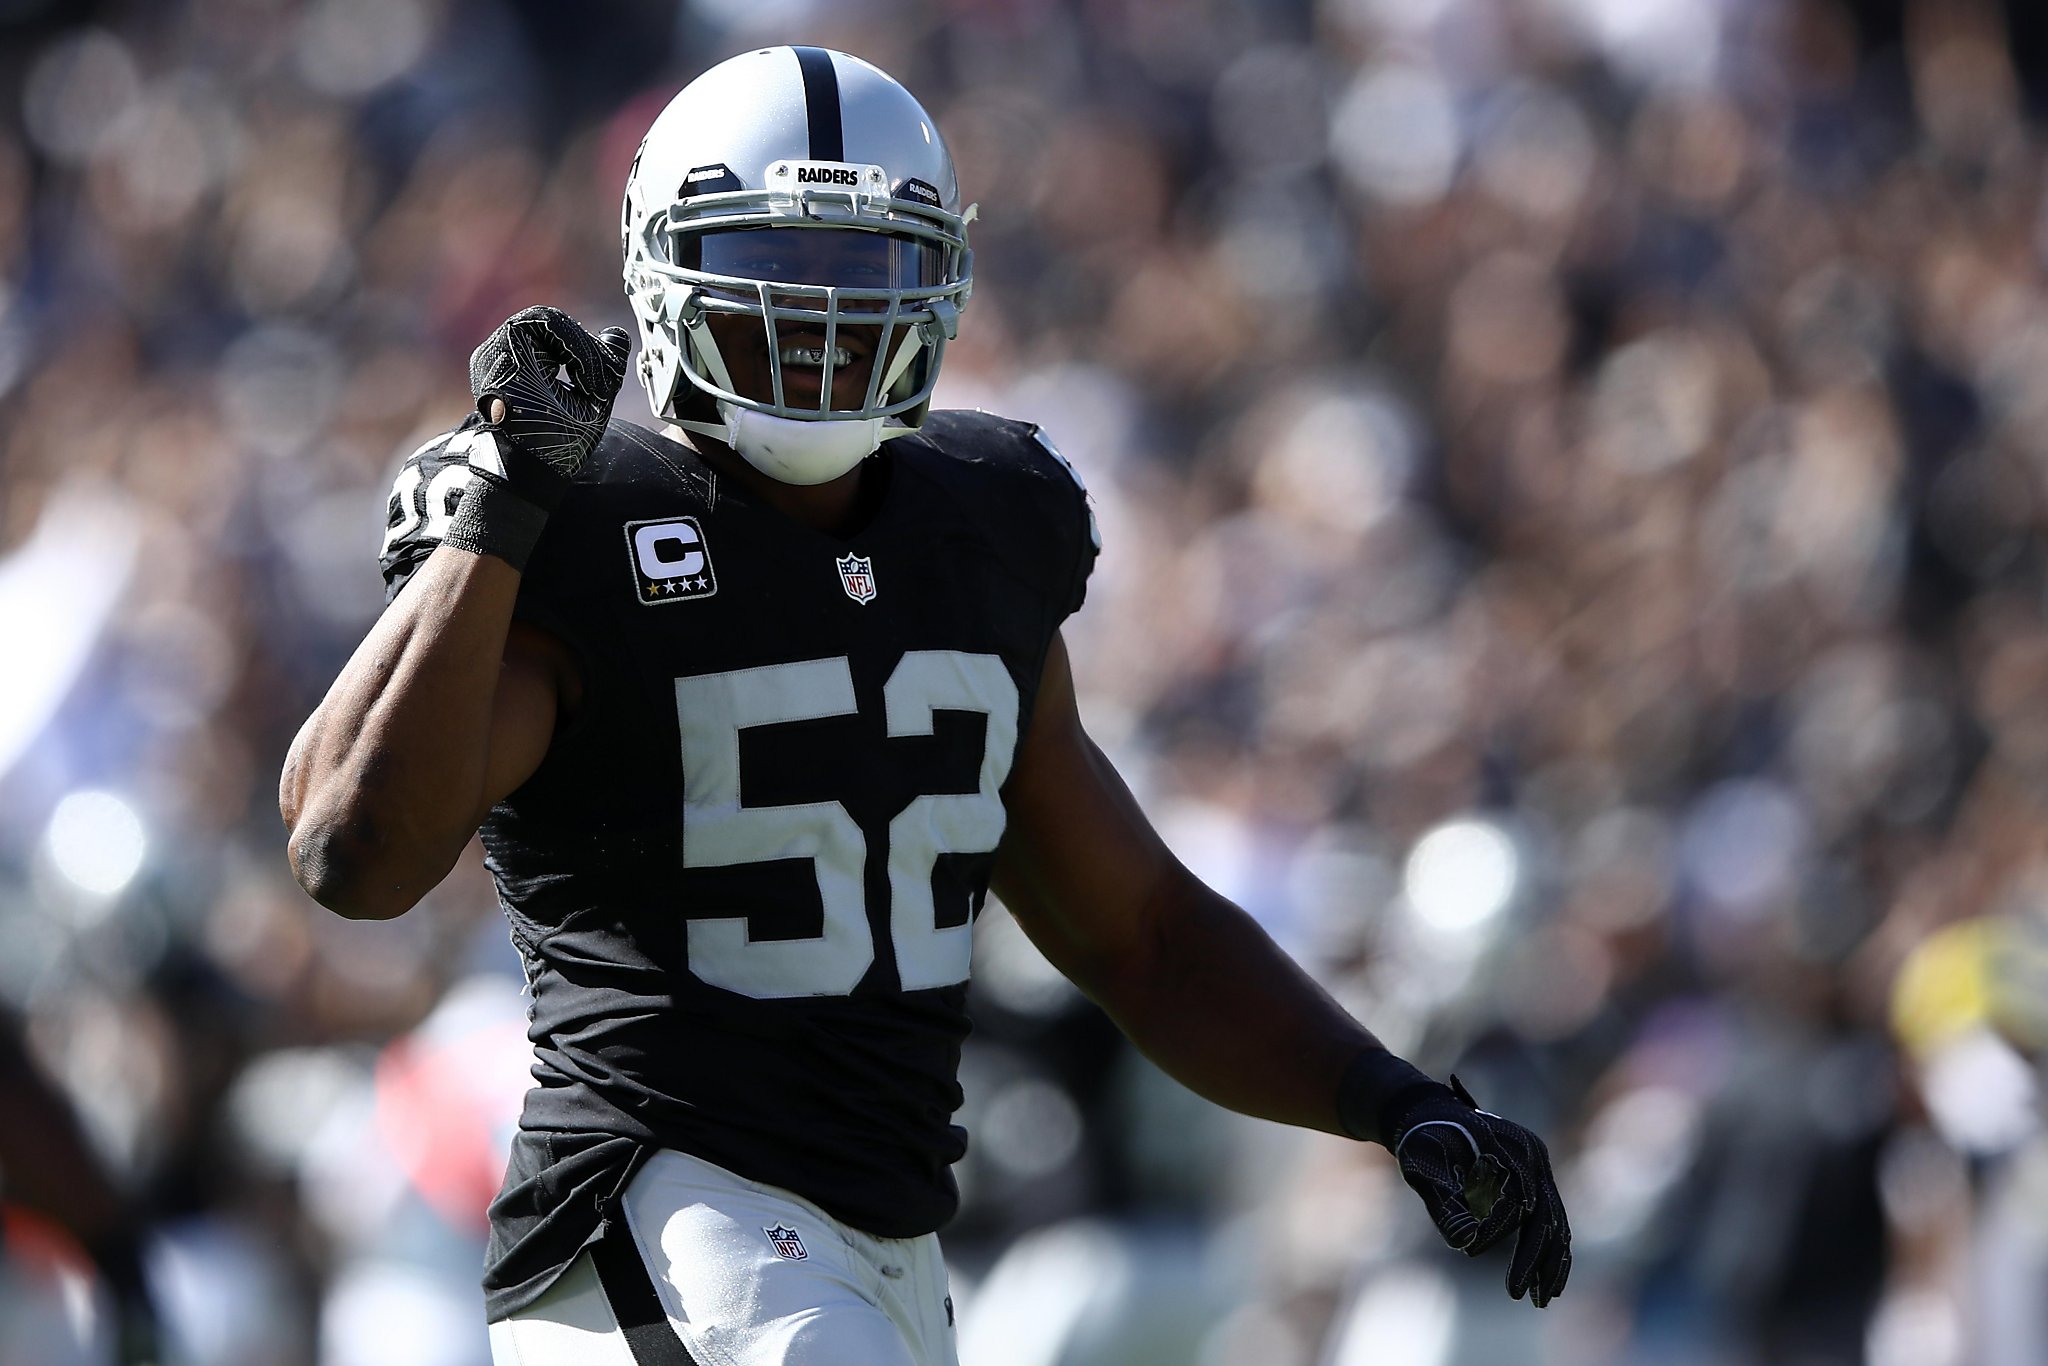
1338,1051,1573,1307
443,305,631,572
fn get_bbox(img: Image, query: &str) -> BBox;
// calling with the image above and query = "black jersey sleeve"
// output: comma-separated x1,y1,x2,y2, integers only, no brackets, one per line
1027,422,1101,619
376,412,495,604
914,409,1101,622
374,413,607,638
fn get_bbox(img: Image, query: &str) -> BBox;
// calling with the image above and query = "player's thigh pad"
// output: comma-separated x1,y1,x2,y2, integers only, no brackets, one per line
623,1149,954,1366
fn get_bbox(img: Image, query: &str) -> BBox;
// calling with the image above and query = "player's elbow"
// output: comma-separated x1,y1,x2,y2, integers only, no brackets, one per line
284,810,424,921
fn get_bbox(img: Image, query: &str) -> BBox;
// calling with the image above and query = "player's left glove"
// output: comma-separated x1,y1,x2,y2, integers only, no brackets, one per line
1339,1051,1572,1307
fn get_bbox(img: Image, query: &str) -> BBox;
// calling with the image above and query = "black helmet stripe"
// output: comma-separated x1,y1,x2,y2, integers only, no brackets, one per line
792,47,844,162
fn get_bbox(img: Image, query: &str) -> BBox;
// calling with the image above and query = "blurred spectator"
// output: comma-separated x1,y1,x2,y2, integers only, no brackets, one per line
0,1009,160,1364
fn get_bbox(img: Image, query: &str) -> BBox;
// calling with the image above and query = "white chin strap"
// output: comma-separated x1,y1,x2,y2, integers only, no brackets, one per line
685,403,884,486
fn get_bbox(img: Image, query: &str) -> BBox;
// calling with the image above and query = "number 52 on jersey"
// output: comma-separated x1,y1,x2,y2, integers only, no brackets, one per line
676,650,1017,1000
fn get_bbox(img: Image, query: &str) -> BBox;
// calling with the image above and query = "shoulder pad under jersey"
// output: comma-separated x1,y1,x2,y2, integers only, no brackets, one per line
910,409,1100,618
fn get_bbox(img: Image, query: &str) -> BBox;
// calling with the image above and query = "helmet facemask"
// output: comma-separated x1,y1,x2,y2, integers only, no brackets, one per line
627,159,973,485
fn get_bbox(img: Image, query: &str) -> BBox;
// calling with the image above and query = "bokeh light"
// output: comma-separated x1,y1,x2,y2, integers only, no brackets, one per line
43,790,146,898
1402,817,1521,938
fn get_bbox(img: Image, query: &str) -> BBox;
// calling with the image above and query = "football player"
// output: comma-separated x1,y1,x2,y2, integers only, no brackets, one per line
280,47,1570,1366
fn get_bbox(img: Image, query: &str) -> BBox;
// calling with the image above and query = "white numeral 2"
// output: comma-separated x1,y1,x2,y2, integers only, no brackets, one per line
676,652,1018,999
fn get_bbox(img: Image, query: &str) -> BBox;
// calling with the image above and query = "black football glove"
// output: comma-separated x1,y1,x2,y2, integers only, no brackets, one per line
1387,1075,1572,1307
445,305,631,571
469,304,631,483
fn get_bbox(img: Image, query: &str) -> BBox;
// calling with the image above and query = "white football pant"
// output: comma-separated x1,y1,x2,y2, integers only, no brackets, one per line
488,1148,959,1366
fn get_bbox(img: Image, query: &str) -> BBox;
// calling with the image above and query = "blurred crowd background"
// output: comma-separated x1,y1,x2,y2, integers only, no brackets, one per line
4,0,2048,1362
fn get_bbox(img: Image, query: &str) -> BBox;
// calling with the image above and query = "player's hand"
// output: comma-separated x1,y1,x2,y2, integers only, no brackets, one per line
1387,1075,1572,1307
468,305,632,482
443,306,631,571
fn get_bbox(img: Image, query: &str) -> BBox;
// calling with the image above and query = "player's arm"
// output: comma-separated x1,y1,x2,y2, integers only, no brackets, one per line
280,560,565,920
281,306,630,920
993,632,1571,1305
993,633,1381,1129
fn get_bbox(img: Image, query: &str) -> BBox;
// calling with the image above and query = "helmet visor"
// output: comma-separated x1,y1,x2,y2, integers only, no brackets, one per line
691,228,944,310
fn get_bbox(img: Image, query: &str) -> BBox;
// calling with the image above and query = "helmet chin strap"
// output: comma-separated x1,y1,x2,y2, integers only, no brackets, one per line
667,305,922,486
675,403,884,486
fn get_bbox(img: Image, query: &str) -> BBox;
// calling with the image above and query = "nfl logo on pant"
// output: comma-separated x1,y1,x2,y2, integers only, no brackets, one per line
764,1224,809,1261
836,553,877,605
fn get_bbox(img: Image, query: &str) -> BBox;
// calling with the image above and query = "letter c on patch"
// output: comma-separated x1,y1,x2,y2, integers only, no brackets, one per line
636,520,705,578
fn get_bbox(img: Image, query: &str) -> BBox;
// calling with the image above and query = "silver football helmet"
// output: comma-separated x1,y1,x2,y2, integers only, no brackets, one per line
622,47,974,485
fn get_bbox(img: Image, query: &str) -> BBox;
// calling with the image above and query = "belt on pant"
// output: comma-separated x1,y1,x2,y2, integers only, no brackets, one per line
590,1218,699,1366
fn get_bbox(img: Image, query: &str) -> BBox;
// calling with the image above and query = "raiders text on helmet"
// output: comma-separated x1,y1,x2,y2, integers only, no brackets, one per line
621,47,975,485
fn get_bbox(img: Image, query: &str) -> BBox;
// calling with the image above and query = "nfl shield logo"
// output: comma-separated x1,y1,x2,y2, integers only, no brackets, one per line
836,552,877,605
764,1224,809,1261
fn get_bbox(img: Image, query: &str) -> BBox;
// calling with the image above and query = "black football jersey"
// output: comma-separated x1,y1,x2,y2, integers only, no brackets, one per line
377,411,1097,1318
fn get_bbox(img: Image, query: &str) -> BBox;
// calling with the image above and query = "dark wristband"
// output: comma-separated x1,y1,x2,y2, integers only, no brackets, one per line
478,418,575,513
1336,1047,1446,1147
443,473,551,573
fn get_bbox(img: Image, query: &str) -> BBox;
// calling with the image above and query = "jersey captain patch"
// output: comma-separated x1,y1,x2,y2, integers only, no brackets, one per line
628,516,718,604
